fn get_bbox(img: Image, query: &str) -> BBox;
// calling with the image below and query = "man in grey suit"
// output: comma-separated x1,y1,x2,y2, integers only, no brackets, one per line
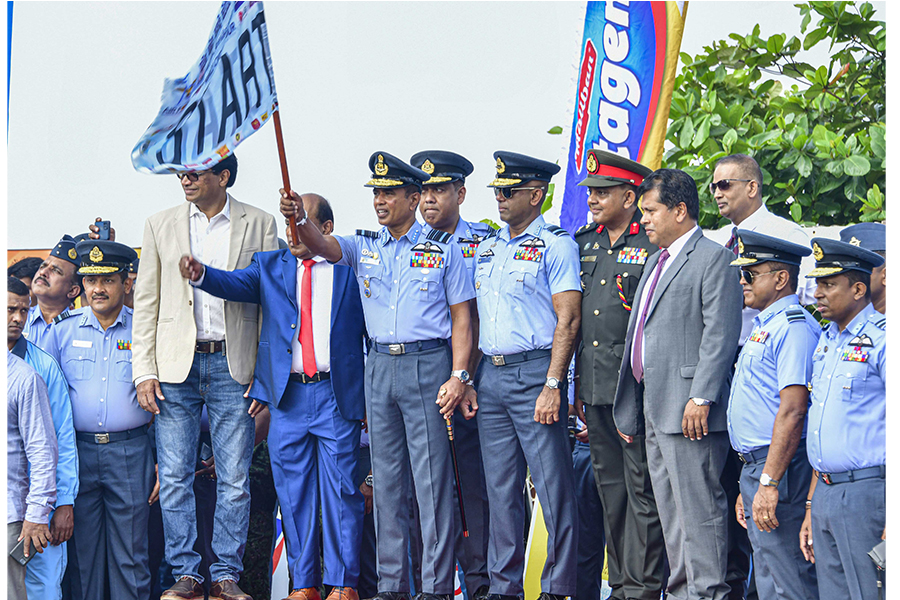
613,169,743,600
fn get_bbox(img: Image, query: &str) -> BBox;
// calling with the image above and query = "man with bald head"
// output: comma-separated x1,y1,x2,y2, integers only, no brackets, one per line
180,193,368,600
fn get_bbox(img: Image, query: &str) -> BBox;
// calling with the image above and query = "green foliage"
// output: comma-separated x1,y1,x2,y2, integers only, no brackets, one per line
663,1,885,229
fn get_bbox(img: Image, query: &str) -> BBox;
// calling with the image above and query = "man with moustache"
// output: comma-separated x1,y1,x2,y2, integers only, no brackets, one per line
473,151,581,600
613,169,743,600
43,240,154,600
799,238,885,600
727,231,819,600
180,194,367,600
24,236,83,348
8,256,44,307
572,149,665,600
840,223,885,314
410,150,491,600
8,276,79,600
280,151,475,600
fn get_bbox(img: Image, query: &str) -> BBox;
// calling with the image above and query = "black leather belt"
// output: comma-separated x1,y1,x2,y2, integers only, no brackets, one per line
484,348,552,367
289,371,331,384
820,465,885,485
76,424,150,444
737,446,769,465
371,339,447,355
195,340,225,354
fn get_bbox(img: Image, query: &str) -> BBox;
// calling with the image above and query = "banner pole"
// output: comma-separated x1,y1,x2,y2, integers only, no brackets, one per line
273,109,301,244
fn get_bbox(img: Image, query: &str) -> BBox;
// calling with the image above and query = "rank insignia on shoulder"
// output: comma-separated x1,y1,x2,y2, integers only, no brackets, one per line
520,237,545,248
617,247,648,265
785,308,807,323
356,229,379,239
875,318,886,330
411,241,444,254
117,340,132,350
426,229,453,244
629,222,640,235
513,247,543,262
749,330,769,344
53,310,74,324
544,224,568,237
841,347,869,362
848,334,873,348
575,223,594,236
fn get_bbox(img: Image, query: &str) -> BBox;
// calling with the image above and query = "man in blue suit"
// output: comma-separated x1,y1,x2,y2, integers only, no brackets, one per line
180,194,368,600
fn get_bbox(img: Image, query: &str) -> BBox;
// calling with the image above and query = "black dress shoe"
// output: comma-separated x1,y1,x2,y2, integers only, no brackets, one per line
472,585,491,600
537,594,568,600
366,593,411,600
414,595,450,600
485,595,522,600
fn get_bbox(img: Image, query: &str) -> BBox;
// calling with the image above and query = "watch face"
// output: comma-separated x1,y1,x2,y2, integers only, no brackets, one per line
546,377,560,389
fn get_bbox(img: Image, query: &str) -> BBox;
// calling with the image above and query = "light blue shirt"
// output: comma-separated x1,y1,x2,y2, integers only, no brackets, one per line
23,305,54,350
334,221,475,344
727,295,820,454
43,306,152,434
11,337,79,507
441,218,497,281
474,215,581,355
806,303,885,473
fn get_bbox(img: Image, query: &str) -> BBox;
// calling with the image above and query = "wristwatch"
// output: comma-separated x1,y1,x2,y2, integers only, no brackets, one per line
760,473,780,488
296,207,308,227
545,377,561,390
691,397,712,406
364,474,374,488
451,370,470,384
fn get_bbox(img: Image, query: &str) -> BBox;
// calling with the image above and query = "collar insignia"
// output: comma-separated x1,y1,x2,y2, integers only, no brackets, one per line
629,222,640,235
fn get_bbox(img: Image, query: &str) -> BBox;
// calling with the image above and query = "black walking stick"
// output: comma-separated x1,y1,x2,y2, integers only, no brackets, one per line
444,414,469,538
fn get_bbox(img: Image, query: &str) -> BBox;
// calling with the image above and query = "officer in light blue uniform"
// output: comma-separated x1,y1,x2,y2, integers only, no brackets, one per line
43,240,154,600
804,237,885,600
24,235,81,349
726,230,820,600
474,151,581,600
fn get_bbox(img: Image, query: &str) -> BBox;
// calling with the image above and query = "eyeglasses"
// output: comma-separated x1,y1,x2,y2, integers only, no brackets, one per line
496,186,543,199
740,269,782,285
709,179,753,193
176,170,212,182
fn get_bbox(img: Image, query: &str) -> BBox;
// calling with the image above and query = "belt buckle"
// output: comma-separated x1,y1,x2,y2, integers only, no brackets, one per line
822,472,832,485
388,344,404,355
491,355,506,366
95,433,110,444
738,453,748,465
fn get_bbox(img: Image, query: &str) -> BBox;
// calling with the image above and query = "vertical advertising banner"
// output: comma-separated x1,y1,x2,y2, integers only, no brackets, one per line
560,1,688,233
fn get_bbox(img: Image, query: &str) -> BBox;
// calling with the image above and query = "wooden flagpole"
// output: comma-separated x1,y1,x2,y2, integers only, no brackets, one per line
272,109,301,244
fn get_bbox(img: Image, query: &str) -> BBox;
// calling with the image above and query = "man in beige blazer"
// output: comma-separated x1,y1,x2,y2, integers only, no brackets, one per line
132,154,278,600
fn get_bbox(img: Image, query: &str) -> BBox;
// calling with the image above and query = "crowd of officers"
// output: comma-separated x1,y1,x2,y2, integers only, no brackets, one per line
6,147,886,600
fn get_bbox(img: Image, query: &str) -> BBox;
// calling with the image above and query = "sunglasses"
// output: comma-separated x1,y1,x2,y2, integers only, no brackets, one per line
740,269,782,285
709,179,753,193
495,186,542,199
176,170,212,182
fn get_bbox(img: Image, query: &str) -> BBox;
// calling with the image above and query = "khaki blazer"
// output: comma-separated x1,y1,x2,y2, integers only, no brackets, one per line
132,194,278,385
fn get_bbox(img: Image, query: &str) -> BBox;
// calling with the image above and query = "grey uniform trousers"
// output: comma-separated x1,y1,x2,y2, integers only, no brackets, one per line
366,344,457,595
476,354,578,597
583,403,666,600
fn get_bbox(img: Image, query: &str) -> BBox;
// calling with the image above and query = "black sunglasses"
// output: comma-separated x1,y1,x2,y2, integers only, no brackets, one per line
709,179,753,193
740,269,782,285
495,186,542,199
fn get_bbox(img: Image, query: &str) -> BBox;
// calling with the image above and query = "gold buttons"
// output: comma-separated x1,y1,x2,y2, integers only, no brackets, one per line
607,249,613,255
592,341,599,347
593,309,599,316
600,279,607,285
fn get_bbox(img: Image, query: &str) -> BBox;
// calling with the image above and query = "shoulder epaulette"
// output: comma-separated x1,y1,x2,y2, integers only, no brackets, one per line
785,308,807,323
545,224,569,237
426,229,453,244
574,223,594,236
356,229,379,239
53,310,75,324
875,317,886,330
483,228,498,239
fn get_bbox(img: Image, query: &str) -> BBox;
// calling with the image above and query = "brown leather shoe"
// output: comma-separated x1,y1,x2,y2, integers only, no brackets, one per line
209,579,253,600
326,588,359,600
284,588,323,600
161,577,204,600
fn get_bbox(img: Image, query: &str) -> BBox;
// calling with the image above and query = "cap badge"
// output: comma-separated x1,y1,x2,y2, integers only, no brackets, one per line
374,154,388,176
89,246,104,263
421,159,435,175
737,237,745,254
849,236,862,247
496,157,506,175
586,152,598,174
812,242,824,261
68,248,78,260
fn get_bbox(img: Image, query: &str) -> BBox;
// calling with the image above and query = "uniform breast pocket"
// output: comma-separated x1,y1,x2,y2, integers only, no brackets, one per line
580,261,597,296
509,261,541,295
836,362,869,403
615,270,640,302
474,262,494,297
62,346,96,381
411,269,444,302
114,350,133,383
357,264,386,300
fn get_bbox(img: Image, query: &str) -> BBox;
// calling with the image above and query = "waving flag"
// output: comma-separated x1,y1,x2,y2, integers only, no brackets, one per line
559,1,688,232
132,1,277,173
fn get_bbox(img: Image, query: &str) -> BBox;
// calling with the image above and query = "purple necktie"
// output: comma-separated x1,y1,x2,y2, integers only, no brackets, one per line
632,248,670,383
725,226,739,256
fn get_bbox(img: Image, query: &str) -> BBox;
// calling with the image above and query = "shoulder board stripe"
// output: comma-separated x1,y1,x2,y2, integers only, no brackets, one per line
426,229,453,244
545,224,569,237
484,228,498,239
875,318,886,330
356,229,379,239
53,310,75,324
785,308,807,322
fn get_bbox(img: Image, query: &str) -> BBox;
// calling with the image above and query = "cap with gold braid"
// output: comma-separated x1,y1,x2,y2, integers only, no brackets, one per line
487,151,560,188
806,237,884,278
577,148,652,188
410,150,474,185
50,235,81,267
75,240,138,276
364,151,429,190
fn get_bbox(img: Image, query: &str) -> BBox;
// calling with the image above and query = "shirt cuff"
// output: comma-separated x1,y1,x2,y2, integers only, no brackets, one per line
189,266,206,287
134,374,159,386
55,495,75,507
25,504,52,524
692,397,713,406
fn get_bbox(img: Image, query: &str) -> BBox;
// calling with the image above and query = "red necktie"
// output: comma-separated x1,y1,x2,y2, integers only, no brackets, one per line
300,259,318,377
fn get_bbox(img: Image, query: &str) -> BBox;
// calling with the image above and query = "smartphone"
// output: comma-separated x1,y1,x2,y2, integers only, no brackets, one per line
9,538,35,566
200,442,213,463
96,220,111,240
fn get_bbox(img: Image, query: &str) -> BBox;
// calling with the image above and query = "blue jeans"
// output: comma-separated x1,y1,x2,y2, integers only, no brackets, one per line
158,351,254,584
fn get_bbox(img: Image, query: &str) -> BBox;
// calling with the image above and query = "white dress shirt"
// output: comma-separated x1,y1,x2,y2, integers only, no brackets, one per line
292,256,334,374
190,198,231,342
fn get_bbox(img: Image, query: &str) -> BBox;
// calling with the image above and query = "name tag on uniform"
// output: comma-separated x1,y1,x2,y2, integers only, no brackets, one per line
841,346,869,362
748,330,769,344
617,247,648,265
581,255,597,262
72,340,92,348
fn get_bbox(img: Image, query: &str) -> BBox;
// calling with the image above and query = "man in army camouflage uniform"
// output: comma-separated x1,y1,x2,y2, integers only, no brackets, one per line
573,149,666,600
